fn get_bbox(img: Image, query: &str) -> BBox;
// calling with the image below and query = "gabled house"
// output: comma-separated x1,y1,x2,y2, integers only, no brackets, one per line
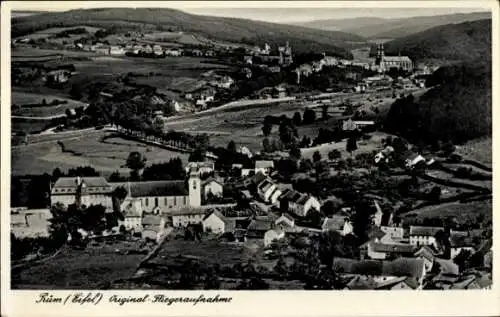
280,190,321,218
202,210,235,234
119,198,143,232
414,245,437,272
202,178,223,199
380,225,405,242
257,179,277,203
171,207,206,228
246,217,274,240
275,213,295,230
185,161,215,176
141,215,166,242
449,232,475,259
264,228,285,247
321,215,353,236
255,160,274,175
360,239,416,260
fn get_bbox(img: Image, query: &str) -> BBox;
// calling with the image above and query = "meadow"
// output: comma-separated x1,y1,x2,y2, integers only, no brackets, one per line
12,91,88,118
456,137,492,165
11,132,189,176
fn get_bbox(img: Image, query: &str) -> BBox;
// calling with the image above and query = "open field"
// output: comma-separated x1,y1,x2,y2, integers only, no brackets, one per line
12,91,88,118
456,137,492,165
11,242,144,289
11,132,189,176
403,199,492,225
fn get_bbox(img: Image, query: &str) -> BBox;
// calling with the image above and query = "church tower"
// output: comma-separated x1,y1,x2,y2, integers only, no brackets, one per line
188,167,201,208
375,43,385,66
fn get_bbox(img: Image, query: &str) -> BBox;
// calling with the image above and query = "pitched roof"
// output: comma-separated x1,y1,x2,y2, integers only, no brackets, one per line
333,257,425,279
203,210,225,221
252,172,267,185
142,215,163,226
110,181,188,197
409,226,444,237
367,227,387,240
449,233,474,248
322,216,347,231
346,275,378,290
370,242,416,254
53,177,109,188
202,177,223,187
247,218,274,231
170,207,206,216
255,160,274,169
414,245,437,262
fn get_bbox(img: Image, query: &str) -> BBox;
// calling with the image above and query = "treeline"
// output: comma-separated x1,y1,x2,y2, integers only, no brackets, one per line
383,61,491,145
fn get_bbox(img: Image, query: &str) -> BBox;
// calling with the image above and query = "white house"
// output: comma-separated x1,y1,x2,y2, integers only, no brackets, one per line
202,210,235,234
405,153,426,169
119,198,143,232
51,177,113,211
257,179,277,203
275,214,295,229
202,178,223,199
255,160,274,176
269,188,283,205
110,46,125,55
280,190,321,218
185,161,215,176
171,207,206,228
409,226,443,247
142,215,166,243
380,226,405,242
321,216,354,236
264,228,285,247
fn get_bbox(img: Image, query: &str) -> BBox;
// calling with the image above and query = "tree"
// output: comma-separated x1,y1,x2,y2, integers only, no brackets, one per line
126,151,146,180
262,138,272,153
262,123,272,137
292,111,302,126
328,149,341,161
188,147,206,162
113,186,128,201
346,136,358,156
227,140,237,153
289,144,301,160
322,104,329,120
303,108,316,124
313,151,322,163
299,159,314,173
108,170,125,182
428,186,442,202
273,256,289,279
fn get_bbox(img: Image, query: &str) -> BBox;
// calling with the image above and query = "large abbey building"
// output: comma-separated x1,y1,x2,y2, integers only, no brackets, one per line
375,44,413,72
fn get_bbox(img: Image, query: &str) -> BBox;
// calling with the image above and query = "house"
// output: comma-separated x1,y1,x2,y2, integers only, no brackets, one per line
257,179,277,203
143,45,153,54
119,198,143,232
45,70,70,84
255,160,274,175
214,76,234,89
110,180,190,215
185,161,215,176
152,45,163,56
273,86,287,98
202,178,223,199
110,46,125,55
241,168,253,177
275,214,295,229
280,190,321,218
449,233,475,259
375,276,420,290
342,119,358,131
238,146,253,158
333,257,426,286
360,239,416,260
414,245,437,272
380,225,405,241
246,217,274,240
405,153,426,169
202,210,235,234
51,177,113,210
322,216,353,236
264,228,285,247
451,273,492,290
171,207,206,228
269,187,284,205
165,48,182,56
141,215,166,242
95,46,110,55
409,226,443,247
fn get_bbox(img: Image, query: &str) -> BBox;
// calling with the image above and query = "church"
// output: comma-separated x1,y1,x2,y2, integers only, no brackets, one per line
374,44,413,72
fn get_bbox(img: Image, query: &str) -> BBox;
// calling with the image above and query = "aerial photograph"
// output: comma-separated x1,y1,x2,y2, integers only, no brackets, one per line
10,4,492,290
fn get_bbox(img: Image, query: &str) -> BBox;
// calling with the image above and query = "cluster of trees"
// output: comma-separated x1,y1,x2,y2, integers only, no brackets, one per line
51,27,89,38
384,62,491,145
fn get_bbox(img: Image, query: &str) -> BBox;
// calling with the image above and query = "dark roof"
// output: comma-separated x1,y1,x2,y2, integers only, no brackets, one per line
333,257,425,279
414,246,437,262
322,216,347,231
370,242,416,254
345,275,378,290
449,234,474,248
251,172,267,185
142,215,163,226
247,218,274,231
171,207,206,216
202,178,223,187
110,181,188,197
409,226,444,236
367,227,387,240
53,177,109,188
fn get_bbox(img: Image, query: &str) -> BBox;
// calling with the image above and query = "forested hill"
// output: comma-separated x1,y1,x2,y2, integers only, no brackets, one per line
11,8,365,57
377,19,491,62
384,60,491,145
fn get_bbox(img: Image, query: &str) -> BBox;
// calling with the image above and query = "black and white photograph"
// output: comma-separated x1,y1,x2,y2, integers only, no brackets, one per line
6,1,494,294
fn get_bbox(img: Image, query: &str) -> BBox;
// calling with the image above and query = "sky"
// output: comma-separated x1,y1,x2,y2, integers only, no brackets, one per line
11,2,491,24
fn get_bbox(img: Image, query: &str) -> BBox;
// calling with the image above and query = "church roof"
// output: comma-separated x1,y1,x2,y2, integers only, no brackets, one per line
110,181,188,197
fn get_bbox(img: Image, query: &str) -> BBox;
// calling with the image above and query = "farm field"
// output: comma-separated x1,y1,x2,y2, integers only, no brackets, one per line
11,132,189,176
11,242,144,289
456,137,492,165
12,91,88,118
403,199,492,226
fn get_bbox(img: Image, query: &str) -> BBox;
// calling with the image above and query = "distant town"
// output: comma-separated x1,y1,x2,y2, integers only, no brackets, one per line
11,8,492,291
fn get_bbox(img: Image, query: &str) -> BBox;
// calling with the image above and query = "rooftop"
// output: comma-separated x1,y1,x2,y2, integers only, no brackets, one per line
110,181,188,197
322,215,348,231
53,177,109,188
409,226,444,237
